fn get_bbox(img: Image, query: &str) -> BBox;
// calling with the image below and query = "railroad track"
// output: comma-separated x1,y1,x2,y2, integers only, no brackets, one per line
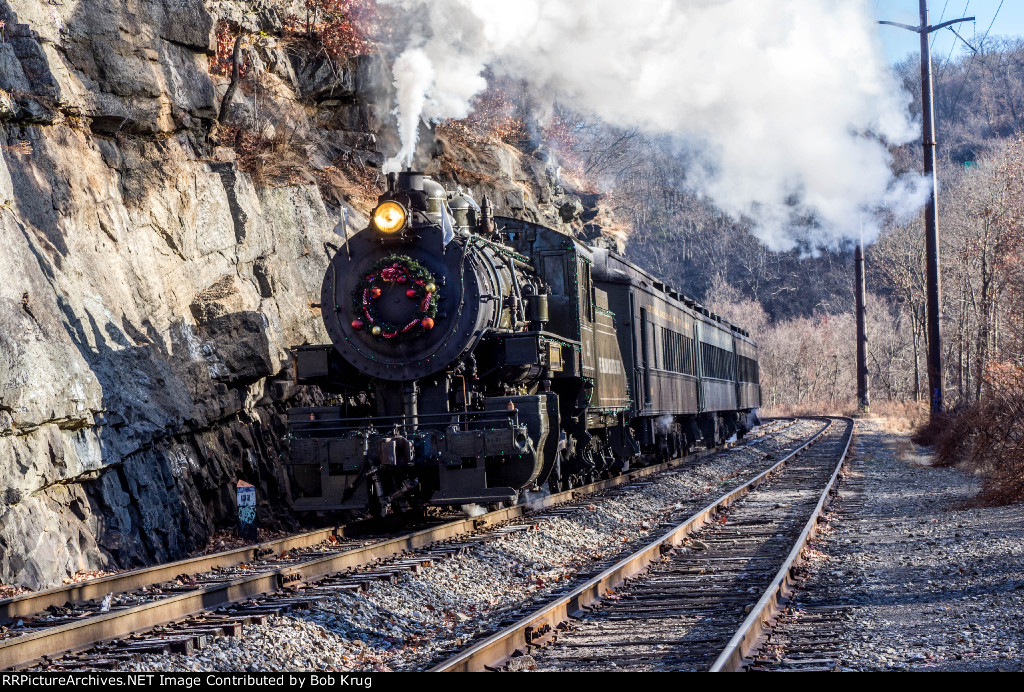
430,417,853,673
0,419,796,670
744,451,867,672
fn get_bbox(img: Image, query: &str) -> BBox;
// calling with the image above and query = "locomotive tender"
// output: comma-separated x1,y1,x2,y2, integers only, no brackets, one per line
287,171,760,515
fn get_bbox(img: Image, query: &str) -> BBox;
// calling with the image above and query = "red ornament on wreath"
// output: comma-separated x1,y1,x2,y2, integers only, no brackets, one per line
351,254,441,342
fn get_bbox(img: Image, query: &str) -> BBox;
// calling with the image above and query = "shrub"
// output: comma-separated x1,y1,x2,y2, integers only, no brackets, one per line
930,362,1024,505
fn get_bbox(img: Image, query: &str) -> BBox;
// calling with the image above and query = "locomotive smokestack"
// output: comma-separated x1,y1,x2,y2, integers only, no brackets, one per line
397,170,425,192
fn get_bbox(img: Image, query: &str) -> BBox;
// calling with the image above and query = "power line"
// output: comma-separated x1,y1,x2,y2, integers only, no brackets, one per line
948,50,977,115
948,0,1002,116
932,0,951,50
943,2,971,64
984,0,1003,38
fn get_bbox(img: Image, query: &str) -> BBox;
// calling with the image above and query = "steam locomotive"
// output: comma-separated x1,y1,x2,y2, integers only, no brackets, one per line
286,171,760,515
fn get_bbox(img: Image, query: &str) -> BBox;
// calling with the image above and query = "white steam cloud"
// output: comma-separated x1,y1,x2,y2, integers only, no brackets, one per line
380,0,926,249
390,48,435,168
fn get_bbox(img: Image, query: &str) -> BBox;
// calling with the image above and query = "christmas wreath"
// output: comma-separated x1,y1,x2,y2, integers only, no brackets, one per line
350,255,440,341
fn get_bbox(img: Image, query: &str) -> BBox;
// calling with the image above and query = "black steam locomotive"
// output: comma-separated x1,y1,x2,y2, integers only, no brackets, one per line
286,171,760,515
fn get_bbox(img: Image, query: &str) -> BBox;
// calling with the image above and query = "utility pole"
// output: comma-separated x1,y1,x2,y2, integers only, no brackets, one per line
879,0,973,418
855,238,869,413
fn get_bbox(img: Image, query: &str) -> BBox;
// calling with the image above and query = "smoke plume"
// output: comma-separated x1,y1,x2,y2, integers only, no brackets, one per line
380,0,925,249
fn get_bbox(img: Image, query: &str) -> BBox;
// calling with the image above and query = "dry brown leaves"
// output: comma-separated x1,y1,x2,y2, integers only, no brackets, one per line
223,125,312,186
283,0,386,60
193,527,293,556
0,583,31,598
62,569,116,585
318,158,383,214
209,20,243,77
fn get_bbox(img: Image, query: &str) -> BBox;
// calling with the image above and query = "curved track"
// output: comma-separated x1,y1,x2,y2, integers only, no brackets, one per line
430,417,852,672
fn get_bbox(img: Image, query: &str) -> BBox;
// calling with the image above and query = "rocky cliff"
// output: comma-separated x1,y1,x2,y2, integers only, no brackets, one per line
0,0,588,589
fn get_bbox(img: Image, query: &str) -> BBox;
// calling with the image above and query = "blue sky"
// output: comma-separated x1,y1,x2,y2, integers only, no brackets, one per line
874,1,1024,64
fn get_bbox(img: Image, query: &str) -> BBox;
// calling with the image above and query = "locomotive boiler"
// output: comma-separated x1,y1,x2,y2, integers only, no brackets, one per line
286,171,760,515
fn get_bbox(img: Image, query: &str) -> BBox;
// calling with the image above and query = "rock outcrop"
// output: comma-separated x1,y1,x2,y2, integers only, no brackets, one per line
0,0,348,589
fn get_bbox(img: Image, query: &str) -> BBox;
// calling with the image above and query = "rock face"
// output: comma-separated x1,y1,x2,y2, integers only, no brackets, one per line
0,0,353,589
0,0,595,589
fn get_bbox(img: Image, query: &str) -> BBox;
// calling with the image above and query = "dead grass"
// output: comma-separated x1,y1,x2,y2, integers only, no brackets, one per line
869,400,930,433
761,401,859,419
431,123,505,189
763,399,928,433
1,140,32,156
228,123,314,186
437,117,509,152
317,159,383,215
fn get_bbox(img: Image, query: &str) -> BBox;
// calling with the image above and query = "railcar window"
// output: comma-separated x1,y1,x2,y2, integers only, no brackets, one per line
640,308,653,404
701,342,736,380
737,355,760,384
652,321,662,369
579,260,593,321
659,327,694,374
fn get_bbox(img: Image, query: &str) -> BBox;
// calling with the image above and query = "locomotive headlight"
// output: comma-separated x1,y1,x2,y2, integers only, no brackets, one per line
372,201,407,234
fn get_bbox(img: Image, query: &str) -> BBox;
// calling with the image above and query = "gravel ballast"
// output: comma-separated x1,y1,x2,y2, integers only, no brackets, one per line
107,420,825,672
767,418,1024,671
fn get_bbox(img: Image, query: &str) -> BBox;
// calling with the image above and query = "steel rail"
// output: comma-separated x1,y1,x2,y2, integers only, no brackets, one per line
0,526,349,620
429,417,833,672
0,419,793,670
709,418,854,672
